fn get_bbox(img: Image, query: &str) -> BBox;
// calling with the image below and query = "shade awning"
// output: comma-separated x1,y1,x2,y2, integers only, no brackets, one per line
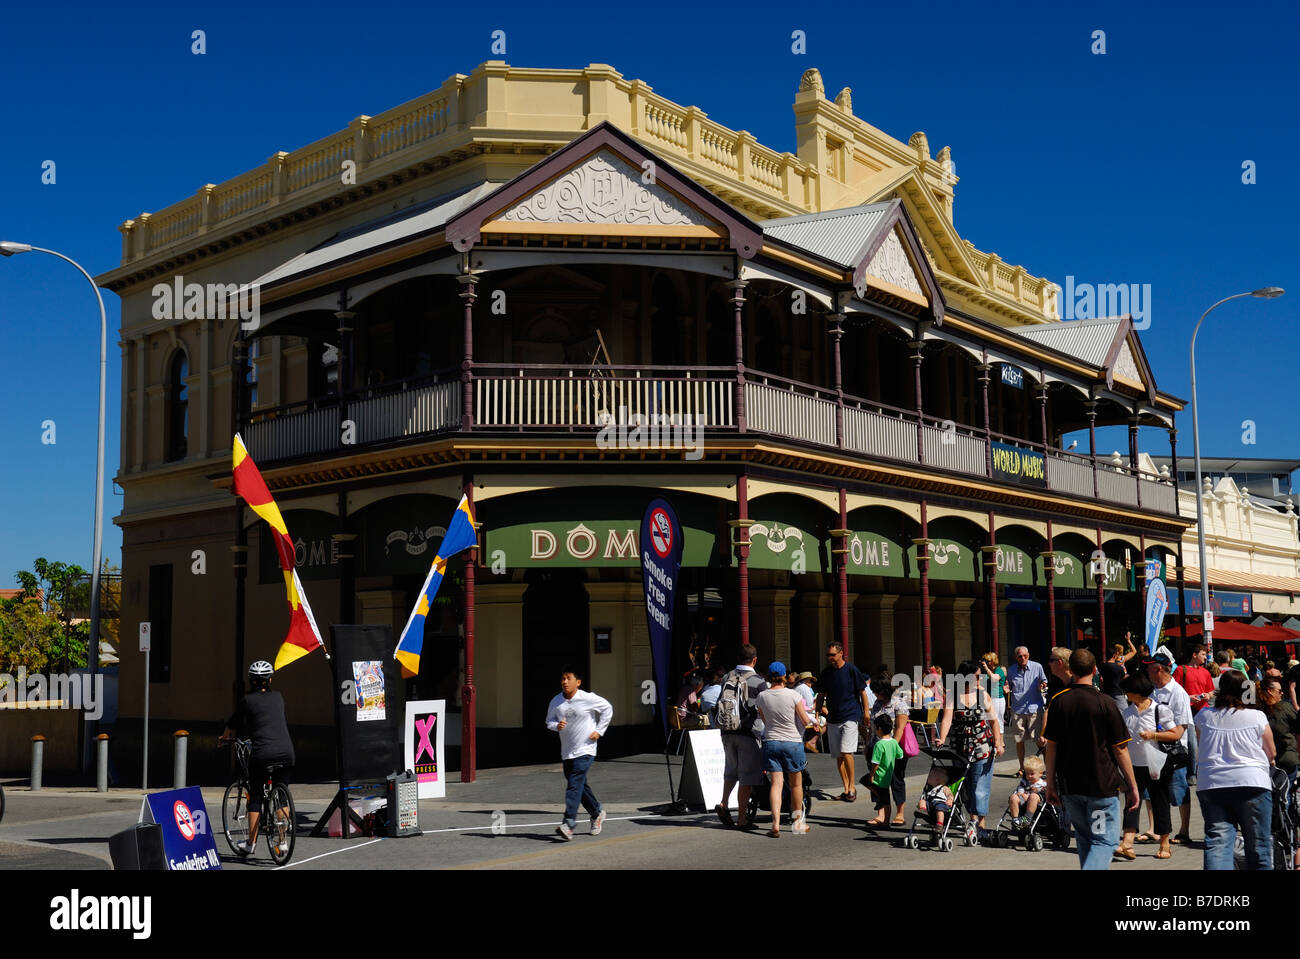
1166,621,1300,641
1183,565,1300,596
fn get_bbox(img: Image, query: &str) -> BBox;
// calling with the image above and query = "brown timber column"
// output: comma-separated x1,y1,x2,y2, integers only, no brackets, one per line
1038,379,1050,454
834,488,850,657
731,278,748,432
912,338,925,463
458,271,477,432
1095,527,1108,651
984,512,1000,659
979,362,993,477
1139,533,1148,642
1087,398,1099,498
1130,413,1143,509
830,313,845,447
1045,519,1058,647
1170,427,1188,632
231,333,249,705
917,500,932,669
461,477,478,782
733,474,753,647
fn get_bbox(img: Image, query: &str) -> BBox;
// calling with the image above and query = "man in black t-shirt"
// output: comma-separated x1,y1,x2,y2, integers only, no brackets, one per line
1043,648,1139,871
815,643,870,802
221,660,295,856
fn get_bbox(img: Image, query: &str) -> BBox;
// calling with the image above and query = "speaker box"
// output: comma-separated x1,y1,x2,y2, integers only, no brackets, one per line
109,822,166,870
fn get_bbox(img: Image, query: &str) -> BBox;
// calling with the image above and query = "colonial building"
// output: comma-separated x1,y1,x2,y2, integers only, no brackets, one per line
96,62,1189,774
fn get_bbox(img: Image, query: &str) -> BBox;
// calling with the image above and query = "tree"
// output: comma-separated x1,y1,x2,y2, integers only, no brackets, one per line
9,558,91,672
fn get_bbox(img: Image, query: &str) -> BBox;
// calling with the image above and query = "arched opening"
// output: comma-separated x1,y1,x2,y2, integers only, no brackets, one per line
165,349,189,462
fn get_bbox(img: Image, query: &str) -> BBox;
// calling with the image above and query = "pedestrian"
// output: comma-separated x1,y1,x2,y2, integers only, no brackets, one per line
1006,755,1048,828
980,652,1009,730
1211,650,1233,687
756,660,812,837
1007,646,1048,775
1174,643,1214,783
545,665,613,841
1042,648,1141,870
795,672,821,752
1045,647,1071,700
936,661,1003,830
1099,644,1129,712
716,644,768,830
1285,658,1300,710
865,714,905,827
1147,652,1195,844
1115,671,1182,861
1195,670,1276,870
699,667,725,724
868,677,913,824
815,642,871,802
1260,676,1300,869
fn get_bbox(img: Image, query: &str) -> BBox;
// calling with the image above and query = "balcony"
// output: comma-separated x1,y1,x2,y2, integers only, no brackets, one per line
243,365,1180,516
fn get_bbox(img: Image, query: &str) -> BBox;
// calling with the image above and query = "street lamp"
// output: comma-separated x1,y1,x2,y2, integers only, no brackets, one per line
1189,287,1285,647
1,241,108,767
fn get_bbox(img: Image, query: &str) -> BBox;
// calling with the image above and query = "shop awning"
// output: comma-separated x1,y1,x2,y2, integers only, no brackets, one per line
1166,620,1300,642
1183,565,1300,596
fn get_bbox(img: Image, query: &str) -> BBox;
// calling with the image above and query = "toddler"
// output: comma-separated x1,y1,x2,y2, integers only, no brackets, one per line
1007,755,1047,828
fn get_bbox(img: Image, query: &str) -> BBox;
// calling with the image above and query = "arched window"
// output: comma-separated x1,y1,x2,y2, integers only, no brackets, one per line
165,350,189,462
236,338,260,413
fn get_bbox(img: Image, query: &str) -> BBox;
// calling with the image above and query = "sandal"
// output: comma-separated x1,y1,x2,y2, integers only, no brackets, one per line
1134,833,1155,843
766,828,781,838
1155,848,1172,860
1114,847,1136,861
844,791,858,802
1171,833,1191,845
715,804,734,828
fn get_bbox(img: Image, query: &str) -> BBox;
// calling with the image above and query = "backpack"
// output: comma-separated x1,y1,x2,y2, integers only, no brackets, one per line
716,669,757,733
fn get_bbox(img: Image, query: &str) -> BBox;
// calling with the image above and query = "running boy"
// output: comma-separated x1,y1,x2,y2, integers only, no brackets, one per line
866,714,904,826
545,666,614,841
1008,755,1048,828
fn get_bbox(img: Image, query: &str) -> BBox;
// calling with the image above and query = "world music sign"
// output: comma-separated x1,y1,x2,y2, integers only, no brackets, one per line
990,440,1047,488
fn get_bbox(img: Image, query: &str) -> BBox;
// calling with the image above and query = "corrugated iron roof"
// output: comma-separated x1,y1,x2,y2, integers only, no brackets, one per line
254,182,502,289
1012,316,1123,368
760,200,896,269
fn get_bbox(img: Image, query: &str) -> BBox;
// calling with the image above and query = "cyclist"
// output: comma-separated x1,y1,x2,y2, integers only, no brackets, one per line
219,661,295,856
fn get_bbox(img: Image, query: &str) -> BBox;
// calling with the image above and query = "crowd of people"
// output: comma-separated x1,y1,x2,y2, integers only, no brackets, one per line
696,636,1300,869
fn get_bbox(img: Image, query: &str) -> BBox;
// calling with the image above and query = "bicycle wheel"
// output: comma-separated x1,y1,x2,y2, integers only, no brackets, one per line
0,784,6,823
221,781,251,856
266,784,296,866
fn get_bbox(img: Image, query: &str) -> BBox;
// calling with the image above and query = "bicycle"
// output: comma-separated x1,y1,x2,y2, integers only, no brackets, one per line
219,739,296,865
0,782,5,823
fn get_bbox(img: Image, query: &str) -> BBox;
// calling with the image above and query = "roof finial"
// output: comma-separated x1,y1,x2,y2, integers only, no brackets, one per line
800,68,824,96
834,86,852,113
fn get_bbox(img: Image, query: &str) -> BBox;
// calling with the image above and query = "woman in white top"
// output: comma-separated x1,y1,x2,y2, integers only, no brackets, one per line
1194,670,1277,870
1116,671,1183,861
756,661,812,837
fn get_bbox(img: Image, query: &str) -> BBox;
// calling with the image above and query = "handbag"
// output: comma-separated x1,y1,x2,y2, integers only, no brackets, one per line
901,720,920,758
1154,702,1191,771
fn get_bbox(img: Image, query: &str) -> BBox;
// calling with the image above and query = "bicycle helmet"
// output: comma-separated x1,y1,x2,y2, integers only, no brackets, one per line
249,661,274,681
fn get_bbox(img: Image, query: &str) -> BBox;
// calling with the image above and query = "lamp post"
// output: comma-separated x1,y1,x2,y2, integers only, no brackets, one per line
1,241,108,769
1189,288,1284,647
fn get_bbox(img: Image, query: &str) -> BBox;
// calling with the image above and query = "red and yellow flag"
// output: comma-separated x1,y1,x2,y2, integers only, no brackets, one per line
232,433,326,669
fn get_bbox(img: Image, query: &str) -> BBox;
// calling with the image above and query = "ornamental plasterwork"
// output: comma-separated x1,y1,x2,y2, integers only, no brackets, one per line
1114,340,1141,383
497,150,704,227
862,228,923,295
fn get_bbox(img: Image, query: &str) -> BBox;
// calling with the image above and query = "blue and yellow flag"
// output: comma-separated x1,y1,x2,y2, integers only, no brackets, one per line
395,495,477,677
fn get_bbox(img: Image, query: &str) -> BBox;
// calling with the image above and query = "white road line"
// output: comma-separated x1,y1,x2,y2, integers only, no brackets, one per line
277,837,384,868
421,813,699,835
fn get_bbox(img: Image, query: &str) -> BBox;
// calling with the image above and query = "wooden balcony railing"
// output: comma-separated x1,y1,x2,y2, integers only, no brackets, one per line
242,365,1179,516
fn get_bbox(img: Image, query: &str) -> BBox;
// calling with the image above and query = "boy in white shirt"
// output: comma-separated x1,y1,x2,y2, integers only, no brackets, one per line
545,666,614,840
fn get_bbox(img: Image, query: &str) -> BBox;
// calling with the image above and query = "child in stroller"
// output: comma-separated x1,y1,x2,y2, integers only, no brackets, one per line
1271,765,1299,871
991,756,1071,852
747,768,814,826
902,745,979,852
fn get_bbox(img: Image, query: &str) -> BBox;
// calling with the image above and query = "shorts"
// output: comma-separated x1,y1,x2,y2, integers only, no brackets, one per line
827,720,860,756
1167,765,1190,806
247,759,293,815
722,733,764,786
1010,711,1043,744
762,739,808,774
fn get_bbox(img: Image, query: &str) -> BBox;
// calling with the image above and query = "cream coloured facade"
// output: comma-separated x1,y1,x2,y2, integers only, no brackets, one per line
96,62,1189,776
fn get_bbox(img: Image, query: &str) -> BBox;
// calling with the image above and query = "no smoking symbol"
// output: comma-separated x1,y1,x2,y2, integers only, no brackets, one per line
651,510,672,557
174,800,196,841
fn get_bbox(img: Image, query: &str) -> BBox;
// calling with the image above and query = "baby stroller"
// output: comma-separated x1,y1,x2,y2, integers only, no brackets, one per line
990,792,1071,852
902,745,979,852
1272,766,1299,871
748,768,814,826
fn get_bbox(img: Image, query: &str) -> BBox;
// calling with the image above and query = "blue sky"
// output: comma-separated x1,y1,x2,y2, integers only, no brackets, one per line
1,1,1297,584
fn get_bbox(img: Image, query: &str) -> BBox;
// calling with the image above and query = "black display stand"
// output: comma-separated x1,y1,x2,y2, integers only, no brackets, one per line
311,624,407,839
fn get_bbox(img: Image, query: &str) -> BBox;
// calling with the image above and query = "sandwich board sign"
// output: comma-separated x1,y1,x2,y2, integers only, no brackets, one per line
140,786,221,870
678,729,735,810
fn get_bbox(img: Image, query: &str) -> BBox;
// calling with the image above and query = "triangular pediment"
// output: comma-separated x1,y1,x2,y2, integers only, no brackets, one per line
446,122,764,258
862,225,923,296
491,149,719,229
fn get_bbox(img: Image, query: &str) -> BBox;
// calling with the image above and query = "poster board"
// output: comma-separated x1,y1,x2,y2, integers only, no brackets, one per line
330,624,406,786
678,729,735,810
139,786,221,871
404,699,447,800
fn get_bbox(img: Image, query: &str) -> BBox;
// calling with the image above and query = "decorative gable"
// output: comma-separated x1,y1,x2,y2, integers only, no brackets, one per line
862,226,923,295
494,150,713,228
1114,339,1142,384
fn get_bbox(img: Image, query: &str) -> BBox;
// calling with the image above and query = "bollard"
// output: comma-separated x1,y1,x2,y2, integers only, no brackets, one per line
31,735,45,792
173,730,188,789
96,734,110,793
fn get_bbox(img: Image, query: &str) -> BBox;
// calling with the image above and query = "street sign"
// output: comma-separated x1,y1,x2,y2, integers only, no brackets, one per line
139,622,151,653
1204,611,1215,632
